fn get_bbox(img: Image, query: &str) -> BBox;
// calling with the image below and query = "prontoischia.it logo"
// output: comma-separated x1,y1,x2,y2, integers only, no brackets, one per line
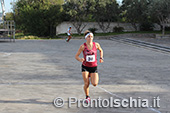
53,96,160,108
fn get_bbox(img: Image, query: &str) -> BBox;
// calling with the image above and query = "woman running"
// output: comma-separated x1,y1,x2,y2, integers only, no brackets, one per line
66,26,72,42
75,30,104,102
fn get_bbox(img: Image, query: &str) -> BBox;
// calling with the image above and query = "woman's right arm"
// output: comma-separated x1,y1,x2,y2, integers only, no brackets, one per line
75,45,85,62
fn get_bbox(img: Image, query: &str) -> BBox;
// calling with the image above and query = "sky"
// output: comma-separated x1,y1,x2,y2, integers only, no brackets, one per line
4,0,13,12
5,0,12,12
0,0,15,13
2,0,123,13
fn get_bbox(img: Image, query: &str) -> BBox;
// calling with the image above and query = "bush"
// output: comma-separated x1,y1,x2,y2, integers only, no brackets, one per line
88,28,98,34
140,22,154,31
165,26,170,31
113,26,124,32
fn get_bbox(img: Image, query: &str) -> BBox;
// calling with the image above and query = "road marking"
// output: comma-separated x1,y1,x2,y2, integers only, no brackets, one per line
2,53,11,57
96,86,161,113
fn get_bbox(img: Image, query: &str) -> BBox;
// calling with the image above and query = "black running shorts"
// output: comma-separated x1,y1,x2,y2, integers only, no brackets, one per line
82,65,98,73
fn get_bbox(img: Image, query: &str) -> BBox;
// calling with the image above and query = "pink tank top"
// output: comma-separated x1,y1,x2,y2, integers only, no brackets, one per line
82,42,97,67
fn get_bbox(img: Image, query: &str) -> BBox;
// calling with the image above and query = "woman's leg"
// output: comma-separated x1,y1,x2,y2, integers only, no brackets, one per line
82,72,90,96
90,73,99,86
67,35,72,42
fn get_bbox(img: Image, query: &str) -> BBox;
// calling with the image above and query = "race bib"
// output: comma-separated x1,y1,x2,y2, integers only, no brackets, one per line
86,55,95,62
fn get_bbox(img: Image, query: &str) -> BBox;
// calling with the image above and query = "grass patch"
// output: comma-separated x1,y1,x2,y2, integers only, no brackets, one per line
58,31,163,37
15,32,61,40
15,30,170,40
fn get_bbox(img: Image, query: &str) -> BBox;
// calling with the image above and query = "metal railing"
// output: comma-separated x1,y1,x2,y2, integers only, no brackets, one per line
0,20,15,42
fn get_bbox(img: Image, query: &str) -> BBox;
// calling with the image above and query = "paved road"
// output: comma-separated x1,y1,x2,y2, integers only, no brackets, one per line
0,39,170,113
129,37,170,47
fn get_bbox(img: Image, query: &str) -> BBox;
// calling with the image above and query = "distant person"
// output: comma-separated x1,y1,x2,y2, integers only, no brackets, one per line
66,26,72,42
75,30,104,103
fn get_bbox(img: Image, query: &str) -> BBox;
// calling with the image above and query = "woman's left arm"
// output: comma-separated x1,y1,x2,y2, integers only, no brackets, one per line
96,43,104,63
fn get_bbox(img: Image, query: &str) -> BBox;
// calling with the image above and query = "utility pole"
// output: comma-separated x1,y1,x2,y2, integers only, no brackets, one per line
1,0,5,21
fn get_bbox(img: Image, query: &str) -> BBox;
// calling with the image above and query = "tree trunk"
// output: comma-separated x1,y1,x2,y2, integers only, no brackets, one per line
162,24,165,36
72,21,86,35
97,21,110,33
131,23,138,31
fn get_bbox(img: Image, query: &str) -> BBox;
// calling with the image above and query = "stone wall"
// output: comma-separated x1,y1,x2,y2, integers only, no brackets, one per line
56,22,161,35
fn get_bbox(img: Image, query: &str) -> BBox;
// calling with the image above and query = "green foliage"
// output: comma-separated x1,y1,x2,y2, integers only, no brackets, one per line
94,0,119,21
121,0,152,31
148,0,170,35
62,0,120,34
15,0,64,36
15,32,61,39
88,28,98,34
5,12,14,21
62,0,96,34
148,0,170,22
13,0,170,36
93,0,120,32
113,26,124,32
0,23,3,29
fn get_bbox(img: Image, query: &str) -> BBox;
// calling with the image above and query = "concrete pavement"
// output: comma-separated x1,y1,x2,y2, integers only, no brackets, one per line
0,39,170,113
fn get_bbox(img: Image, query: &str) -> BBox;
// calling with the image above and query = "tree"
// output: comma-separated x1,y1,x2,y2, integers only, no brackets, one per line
121,0,151,31
149,0,170,35
93,0,119,32
5,12,14,21
14,0,64,36
63,0,95,35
